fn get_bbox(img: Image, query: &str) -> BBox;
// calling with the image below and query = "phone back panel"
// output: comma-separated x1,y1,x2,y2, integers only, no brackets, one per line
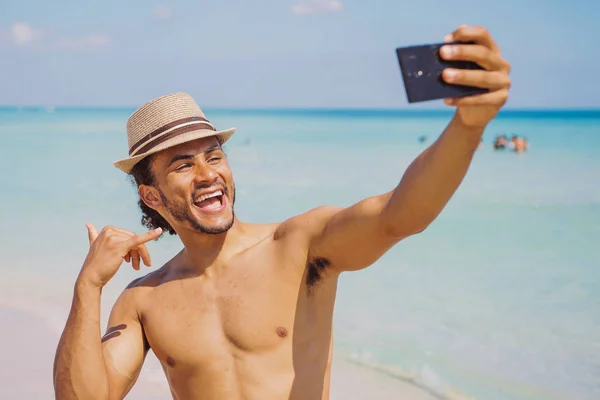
396,42,489,103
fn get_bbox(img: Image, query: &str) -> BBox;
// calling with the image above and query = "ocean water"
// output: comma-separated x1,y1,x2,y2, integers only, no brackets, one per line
1,106,599,399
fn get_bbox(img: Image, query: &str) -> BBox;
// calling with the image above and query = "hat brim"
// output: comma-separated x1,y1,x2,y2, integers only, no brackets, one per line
113,127,236,174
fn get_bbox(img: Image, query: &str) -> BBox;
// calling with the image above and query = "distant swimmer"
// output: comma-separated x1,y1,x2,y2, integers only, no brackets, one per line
513,136,528,153
493,134,529,153
493,134,508,149
508,135,528,153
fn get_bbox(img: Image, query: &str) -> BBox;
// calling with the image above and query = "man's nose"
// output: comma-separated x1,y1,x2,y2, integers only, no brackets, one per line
193,162,219,184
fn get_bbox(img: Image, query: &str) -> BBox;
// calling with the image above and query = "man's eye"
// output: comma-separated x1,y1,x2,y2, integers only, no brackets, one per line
175,163,191,171
208,157,221,164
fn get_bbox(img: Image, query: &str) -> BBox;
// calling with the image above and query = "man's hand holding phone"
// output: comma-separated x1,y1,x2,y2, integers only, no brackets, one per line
440,25,512,128
396,24,511,129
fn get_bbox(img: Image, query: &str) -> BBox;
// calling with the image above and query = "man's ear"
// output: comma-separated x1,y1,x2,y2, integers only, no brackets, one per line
139,185,163,210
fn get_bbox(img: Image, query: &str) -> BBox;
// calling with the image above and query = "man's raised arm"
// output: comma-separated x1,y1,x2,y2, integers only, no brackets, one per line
308,25,511,272
53,224,162,399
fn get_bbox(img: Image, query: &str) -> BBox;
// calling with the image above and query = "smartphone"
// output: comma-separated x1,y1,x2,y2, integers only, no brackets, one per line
395,41,488,103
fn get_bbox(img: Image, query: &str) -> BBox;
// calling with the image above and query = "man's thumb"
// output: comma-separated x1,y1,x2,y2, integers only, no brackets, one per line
86,223,99,246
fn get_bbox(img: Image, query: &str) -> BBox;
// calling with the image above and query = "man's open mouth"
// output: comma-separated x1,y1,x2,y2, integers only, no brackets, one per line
194,190,224,212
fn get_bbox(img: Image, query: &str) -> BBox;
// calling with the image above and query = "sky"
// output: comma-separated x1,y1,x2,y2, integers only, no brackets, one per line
0,0,599,109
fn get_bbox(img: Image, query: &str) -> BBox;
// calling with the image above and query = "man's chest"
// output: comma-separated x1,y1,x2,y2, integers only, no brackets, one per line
139,261,334,370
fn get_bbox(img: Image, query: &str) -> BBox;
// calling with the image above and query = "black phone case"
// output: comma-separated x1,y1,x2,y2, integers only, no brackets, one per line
395,41,488,103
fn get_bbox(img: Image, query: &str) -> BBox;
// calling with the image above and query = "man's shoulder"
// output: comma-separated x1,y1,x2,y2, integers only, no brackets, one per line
274,205,343,241
126,263,168,286
116,265,172,305
109,264,173,321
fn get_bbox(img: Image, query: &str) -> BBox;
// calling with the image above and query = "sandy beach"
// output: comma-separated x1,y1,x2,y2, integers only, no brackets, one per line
0,305,439,399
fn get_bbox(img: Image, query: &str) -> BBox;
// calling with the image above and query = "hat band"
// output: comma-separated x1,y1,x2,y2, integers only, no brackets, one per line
129,116,215,156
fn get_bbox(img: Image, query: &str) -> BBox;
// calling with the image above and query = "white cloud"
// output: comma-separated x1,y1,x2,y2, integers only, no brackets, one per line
292,0,343,15
153,4,172,20
2,21,109,50
10,22,42,45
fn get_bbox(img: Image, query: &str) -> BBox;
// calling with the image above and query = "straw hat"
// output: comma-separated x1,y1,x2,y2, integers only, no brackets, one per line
113,92,236,174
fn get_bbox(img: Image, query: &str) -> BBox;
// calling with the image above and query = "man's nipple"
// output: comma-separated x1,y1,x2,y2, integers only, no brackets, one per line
276,326,288,338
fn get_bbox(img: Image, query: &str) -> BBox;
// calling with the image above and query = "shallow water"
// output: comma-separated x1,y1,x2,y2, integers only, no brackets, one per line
1,107,598,399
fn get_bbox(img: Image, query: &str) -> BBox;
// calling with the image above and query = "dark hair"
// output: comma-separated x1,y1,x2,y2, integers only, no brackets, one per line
128,157,177,236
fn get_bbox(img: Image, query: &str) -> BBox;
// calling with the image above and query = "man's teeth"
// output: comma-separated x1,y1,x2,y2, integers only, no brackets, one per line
196,190,223,203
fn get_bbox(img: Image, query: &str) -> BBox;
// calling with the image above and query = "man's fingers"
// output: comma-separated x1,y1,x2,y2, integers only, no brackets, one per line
444,88,509,107
111,227,136,236
442,69,511,90
440,44,509,72
446,25,500,53
125,228,163,249
88,225,160,270
136,244,153,267
86,223,99,246
131,250,140,271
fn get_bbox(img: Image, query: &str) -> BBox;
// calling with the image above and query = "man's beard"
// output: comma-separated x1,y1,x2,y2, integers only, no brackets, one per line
159,186,235,235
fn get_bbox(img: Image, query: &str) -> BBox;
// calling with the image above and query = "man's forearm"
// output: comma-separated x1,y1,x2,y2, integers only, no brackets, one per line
382,113,484,237
53,279,109,400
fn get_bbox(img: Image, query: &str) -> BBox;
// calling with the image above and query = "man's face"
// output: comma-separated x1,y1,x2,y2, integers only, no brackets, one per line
145,137,235,235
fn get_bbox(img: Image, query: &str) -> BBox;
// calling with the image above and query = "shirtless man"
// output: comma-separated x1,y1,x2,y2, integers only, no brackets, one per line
53,25,511,400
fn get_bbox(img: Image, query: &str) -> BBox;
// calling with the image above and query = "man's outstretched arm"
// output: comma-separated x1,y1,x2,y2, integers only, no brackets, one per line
307,25,511,272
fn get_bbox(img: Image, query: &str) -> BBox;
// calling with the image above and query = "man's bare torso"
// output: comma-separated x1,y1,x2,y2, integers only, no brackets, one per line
119,219,339,400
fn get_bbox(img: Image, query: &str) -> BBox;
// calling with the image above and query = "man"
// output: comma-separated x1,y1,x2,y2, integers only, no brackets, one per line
53,25,511,400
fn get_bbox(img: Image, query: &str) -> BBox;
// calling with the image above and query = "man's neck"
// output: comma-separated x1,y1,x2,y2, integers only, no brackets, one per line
176,219,246,272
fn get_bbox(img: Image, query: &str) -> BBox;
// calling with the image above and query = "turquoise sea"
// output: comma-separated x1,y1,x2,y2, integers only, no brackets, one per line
0,107,599,399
